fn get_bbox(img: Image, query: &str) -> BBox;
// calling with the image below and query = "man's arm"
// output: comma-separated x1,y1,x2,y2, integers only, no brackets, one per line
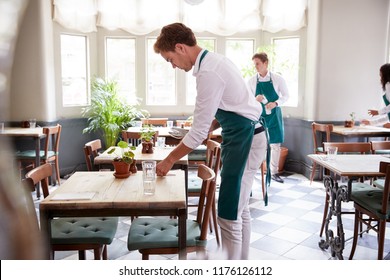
156,142,193,176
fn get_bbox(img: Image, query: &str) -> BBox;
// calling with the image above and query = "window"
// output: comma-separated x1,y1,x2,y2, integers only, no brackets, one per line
146,38,176,105
60,34,88,106
272,37,300,107
186,39,216,105
106,37,136,104
226,39,255,76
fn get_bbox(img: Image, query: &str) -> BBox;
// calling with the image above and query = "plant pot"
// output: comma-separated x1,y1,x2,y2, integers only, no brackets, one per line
130,160,137,173
344,120,355,128
142,141,154,154
112,161,131,178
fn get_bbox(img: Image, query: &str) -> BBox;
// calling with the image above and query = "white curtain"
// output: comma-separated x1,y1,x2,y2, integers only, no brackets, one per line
53,0,307,35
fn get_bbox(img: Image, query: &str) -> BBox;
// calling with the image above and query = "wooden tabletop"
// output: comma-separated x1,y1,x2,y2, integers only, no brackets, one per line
94,145,188,165
332,125,390,137
40,170,186,211
308,154,390,177
0,127,44,137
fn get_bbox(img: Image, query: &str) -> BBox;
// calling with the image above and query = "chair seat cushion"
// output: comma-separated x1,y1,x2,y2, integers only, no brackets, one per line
373,179,385,189
127,218,206,251
351,182,377,192
188,177,202,193
51,217,118,245
351,189,390,220
188,145,207,161
16,150,57,160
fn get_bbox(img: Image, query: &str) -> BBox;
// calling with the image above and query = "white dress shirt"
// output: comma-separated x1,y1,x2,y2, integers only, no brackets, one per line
182,50,262,149
247,71,290,105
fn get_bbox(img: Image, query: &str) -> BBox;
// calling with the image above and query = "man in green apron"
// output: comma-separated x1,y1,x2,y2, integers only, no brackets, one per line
247,52,289,183
153,23,267,259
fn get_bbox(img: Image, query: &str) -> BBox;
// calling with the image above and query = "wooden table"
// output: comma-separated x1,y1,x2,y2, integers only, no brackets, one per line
39,170,187,259
332,125,390,140
94,145,189,202
1,127,45,197
307,154,390,259
126,127,222,145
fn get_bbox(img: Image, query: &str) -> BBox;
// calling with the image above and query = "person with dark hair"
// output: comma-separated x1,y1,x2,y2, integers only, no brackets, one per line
153,23,267,259
361,63,390,127
247,52,289,183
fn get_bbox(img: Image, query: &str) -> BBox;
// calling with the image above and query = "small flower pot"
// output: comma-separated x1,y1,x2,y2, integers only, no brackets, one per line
112,161,131,178
344,120,355,128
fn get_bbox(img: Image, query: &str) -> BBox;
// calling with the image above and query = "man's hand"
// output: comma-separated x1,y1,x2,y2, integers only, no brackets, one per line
368,109,379,116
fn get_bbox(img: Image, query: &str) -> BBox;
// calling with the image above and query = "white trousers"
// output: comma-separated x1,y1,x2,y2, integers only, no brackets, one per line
270,143,281,175
218,131,267,260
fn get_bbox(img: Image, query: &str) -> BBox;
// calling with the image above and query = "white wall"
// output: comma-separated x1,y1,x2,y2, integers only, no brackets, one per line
313,0,389,122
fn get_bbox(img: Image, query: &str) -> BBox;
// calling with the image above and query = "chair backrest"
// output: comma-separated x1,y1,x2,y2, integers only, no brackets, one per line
378,161,390,215
24,163,52,198
122,130,159,147
141,118,168,127
194,164,216,241
206,139,221,178
323,142,372,154
43,124,61,159
312,122,333,154
371,141,390,153
84,139,102,171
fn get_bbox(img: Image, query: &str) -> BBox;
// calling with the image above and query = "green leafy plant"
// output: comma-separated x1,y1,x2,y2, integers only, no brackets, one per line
349,112,356,122
140,125,156,142
82,77,148,148
107,140,135,164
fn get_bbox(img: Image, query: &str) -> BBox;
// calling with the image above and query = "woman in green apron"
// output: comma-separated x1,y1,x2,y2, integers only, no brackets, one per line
153,23,267,260
362,63,390,127
247,52,290,183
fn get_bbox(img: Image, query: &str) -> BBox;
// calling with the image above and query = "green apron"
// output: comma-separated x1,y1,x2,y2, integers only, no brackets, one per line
382,94,390,120
256,74,284,144
215,109,257,220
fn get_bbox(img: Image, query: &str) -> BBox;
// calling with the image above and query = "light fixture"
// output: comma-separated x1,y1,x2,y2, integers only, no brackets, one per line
184,0,204,5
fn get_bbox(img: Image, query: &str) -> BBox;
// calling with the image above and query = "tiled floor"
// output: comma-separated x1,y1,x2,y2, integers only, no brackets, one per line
33,170,390,260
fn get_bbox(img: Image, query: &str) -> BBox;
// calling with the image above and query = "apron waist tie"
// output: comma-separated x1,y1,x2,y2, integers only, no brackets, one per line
254,126,265,135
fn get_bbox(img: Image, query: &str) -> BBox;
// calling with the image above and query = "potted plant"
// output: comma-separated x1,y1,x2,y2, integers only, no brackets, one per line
140,125,157,154
107,140,136,178
344,112,356,128
82,77,148,148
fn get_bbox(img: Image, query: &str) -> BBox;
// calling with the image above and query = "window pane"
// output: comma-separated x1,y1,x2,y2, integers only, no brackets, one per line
186,39,216,105
60,34,88,106
226,39,254,76
147,38,175,105
272,37,299,107
106,38,136,104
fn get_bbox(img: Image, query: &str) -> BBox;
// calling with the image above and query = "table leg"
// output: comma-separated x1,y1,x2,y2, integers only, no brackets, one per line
39,209,53,259
318,176,348,259
35,137,41,198
178,208,187,260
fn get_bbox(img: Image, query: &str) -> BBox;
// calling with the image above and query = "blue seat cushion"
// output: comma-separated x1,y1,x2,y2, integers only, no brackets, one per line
351,189,390,220
373,179,385,189
188,145,207,162
188,177,202,193
127,217,206,251
51,217,118,245
16,150,57,160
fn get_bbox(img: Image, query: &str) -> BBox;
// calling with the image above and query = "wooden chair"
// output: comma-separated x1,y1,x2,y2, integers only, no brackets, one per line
16,124,62,186
310,122,333,184
141,118,168,127
121,130,159,147
83,139,102,171
319,142,372,237
24,163,118,260
349,161,390,260
127,164,216,260
188,139,221,246
370,141,390,188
